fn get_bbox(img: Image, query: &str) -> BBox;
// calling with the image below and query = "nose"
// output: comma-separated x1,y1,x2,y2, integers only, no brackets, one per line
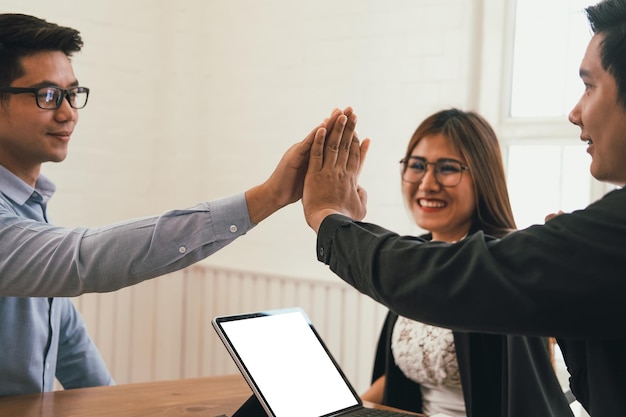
418,165,441,191
569,99,582,127
53,96,77,123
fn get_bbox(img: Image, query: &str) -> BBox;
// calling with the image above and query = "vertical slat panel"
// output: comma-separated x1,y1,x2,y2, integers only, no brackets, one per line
204,267,220,376
280,279,297,309
95,292,116,372
266,278,283,309
199,267,216,377
324,284,344,362
338,288,360,389
128,280,157,382
154,271,185,381
309,284,327,328
72,264,385,394
208,268,226,375
355,293,379,390
182,267,204,379
76,292,99,341
112,287,133,382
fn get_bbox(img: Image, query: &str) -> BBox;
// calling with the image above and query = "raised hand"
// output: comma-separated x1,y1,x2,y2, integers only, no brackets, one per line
302,107,370,232
245,108,350,224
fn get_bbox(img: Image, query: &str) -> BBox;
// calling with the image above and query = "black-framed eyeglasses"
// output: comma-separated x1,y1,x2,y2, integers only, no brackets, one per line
0,86,90,109
399,156,470,187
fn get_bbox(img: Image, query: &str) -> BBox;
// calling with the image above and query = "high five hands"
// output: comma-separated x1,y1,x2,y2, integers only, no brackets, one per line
302,107,370,233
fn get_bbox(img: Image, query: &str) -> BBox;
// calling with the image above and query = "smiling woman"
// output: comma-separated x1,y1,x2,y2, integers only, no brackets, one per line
358,108,573,417
401,133,477,244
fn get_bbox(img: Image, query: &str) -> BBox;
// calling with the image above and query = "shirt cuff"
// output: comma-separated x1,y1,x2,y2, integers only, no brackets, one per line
206,193,254,239
316,214,353,264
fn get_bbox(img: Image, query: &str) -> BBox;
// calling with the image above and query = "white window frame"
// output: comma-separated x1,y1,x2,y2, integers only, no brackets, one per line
477,0,610,212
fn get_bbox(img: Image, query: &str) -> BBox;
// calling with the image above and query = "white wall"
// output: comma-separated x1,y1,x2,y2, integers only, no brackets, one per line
1,0,491,389
1,0,483,279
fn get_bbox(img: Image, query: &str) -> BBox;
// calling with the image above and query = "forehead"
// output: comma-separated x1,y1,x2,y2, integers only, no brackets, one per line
13,51,77,87
579,34,605,80
411,133,462,158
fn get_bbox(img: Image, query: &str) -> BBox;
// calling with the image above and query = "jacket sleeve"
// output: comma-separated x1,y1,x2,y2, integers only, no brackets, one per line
316,188,626,338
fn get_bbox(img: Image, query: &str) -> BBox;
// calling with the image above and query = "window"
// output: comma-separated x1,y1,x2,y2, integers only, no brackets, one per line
510,0,594,118
502,0,607,230
507,142,592,228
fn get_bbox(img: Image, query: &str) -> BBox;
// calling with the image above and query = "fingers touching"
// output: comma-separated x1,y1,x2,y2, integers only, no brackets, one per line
310,107,360,172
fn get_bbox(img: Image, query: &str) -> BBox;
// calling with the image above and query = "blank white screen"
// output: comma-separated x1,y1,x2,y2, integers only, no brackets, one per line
220,311,359,417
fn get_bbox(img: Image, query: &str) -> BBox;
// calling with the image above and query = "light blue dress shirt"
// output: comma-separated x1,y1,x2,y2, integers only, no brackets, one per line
0,164,254,396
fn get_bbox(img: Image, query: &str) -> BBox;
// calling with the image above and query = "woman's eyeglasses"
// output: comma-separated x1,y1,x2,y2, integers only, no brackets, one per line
399,156,470,187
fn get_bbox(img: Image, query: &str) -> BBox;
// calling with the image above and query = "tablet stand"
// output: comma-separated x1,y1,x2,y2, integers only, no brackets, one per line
232,394,266,417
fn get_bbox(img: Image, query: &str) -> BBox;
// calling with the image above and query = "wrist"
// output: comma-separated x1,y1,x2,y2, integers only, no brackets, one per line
245,183,283,224
306,208,341,233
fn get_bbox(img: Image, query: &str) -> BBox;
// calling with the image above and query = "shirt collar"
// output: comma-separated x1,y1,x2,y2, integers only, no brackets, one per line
0,164,56,206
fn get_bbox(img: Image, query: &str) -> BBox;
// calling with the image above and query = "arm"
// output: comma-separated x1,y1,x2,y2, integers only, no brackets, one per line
361,376,386,404
302,111,626,337
0,193,252,296
54,299,114,389
316,187,626,338
0,109,346,297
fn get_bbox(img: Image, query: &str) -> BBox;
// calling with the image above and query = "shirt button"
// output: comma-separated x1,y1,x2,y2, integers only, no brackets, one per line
319,247,324,257
229,224,238,233
46,362,50,370
179,246,187,254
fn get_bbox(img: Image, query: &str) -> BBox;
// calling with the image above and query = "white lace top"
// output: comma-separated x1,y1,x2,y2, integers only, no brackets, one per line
391,316,466,417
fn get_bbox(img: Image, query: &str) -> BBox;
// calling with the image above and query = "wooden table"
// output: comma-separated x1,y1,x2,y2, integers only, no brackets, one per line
0,374,423,417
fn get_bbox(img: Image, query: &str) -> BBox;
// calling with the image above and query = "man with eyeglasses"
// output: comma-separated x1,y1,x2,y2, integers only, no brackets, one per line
302,0,626,415
0,85,90,110
0,13,338,396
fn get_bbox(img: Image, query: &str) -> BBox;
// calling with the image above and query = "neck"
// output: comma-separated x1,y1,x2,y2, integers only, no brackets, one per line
0,160,41,187
431,231,468,243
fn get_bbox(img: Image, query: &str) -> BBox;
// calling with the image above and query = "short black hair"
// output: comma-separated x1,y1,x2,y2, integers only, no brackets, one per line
585,0,626,108
0,13,83,100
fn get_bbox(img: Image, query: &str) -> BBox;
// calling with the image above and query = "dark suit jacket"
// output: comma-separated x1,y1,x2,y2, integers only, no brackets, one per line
372,311,573,417
317,187,626,416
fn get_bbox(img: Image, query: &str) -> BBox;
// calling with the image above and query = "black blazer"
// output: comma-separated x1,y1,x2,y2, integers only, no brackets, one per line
371,311,574,417
318,187,626,416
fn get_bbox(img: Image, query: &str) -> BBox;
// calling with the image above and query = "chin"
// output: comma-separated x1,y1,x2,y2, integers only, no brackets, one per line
589,167,624,187
50,152,69,162
589,164,602,182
